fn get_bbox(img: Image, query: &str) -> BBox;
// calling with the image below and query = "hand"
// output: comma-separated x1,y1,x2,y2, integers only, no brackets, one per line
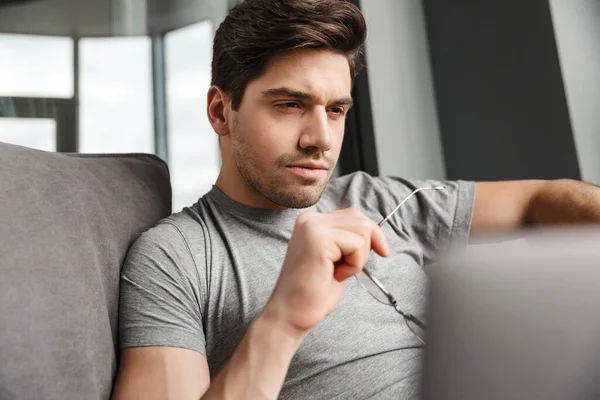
263,208,390,337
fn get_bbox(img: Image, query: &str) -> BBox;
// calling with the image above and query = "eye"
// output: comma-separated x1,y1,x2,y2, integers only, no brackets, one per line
327,107,347,119
276,102,302,110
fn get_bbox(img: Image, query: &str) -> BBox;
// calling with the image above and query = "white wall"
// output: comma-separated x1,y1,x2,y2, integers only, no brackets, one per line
550,0,600,184
360,0,446,180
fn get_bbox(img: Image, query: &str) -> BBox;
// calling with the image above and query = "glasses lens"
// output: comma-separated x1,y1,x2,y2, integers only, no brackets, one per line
355,270,393,305
356,270,427,344
405,315,426,345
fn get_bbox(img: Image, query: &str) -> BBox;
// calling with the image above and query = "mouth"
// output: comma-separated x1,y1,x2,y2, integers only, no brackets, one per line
286,164,329,179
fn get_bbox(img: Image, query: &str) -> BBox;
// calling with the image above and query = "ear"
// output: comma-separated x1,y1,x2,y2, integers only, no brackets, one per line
207,86,232,137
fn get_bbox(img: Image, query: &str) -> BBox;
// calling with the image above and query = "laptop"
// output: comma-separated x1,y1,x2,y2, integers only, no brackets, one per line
421,227,600,400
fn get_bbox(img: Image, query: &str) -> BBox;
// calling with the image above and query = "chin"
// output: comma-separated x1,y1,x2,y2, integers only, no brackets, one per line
270,185,324,209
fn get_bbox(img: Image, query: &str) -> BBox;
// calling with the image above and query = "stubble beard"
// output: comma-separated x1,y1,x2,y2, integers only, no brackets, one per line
232,137,331,209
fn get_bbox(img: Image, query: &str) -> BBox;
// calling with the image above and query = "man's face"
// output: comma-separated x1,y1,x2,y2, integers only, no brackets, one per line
225,50,353,208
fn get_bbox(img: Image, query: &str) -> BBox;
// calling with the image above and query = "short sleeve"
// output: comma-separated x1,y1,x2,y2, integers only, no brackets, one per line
376,176,475,265
118,222,207,356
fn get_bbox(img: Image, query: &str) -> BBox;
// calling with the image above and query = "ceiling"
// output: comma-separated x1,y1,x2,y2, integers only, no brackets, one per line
0,0,228,37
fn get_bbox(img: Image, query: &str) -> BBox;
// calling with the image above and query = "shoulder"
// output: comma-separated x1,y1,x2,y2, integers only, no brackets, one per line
325,171,473,200
318,172,400,219
322,171,415,207
124,206,211,279
321,171,474,219
323,171,381,199
325,171,428,196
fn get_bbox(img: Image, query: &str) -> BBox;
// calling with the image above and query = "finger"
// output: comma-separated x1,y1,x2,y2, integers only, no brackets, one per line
370,224,390,258
333,232,373,281
327,214,390,258
330,228,372,281
330,229,366,260
333,264,356,282
331,207,363,217
327,214,375,236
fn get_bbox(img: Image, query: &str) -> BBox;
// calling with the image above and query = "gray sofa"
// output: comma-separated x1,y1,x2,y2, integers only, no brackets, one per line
0,142,172,399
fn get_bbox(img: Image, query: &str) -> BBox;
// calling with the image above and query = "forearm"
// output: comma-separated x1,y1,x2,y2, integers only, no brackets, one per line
202,308,306,400
527,179,600,225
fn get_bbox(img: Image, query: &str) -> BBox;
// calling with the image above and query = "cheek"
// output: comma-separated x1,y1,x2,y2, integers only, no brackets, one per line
256,113,303,149
233,121,286,165
246,108,286,139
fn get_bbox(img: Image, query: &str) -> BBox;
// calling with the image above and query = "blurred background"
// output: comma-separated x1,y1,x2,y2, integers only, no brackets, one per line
0,0,598,212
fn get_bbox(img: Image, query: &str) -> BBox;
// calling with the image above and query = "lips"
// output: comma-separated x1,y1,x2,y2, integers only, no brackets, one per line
288,162,328,170
285,163,329,179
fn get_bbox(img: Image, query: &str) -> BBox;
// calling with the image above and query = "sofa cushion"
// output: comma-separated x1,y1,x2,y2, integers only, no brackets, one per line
0,142,172,400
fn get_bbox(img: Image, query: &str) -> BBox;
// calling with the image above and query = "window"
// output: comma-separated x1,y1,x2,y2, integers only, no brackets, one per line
166,21,220,212
79,37,154,154
0,20,221,211
0,34,70,152
0,34,73,98
0,118,56,152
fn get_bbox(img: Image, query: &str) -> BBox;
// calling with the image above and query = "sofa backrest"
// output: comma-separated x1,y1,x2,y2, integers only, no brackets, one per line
0,142,172,400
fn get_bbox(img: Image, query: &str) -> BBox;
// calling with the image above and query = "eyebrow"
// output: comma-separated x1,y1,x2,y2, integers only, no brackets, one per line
261,87,354,108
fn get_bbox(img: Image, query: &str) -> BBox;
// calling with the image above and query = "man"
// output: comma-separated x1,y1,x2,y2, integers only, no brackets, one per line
112,1,600,399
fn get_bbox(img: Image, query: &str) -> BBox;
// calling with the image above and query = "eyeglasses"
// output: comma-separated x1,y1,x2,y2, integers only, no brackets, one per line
355,186,446,345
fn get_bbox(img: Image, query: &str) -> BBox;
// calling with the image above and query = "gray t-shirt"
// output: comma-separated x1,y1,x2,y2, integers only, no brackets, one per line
119,171,474,399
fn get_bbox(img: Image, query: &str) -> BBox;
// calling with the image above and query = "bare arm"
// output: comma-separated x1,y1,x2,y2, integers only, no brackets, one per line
202,309,305,399
112,347,209,400
471,179,600,233
113,209,388,400
525,179,600,224
112,310,303,400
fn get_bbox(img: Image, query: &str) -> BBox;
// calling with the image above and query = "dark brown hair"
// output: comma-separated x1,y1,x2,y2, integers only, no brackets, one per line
211,0,367,110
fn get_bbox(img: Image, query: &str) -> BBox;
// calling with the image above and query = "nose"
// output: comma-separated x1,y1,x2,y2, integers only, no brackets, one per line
298,108,332,152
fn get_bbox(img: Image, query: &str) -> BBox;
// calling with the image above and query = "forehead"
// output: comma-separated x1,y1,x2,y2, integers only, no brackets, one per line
247,50,353,101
